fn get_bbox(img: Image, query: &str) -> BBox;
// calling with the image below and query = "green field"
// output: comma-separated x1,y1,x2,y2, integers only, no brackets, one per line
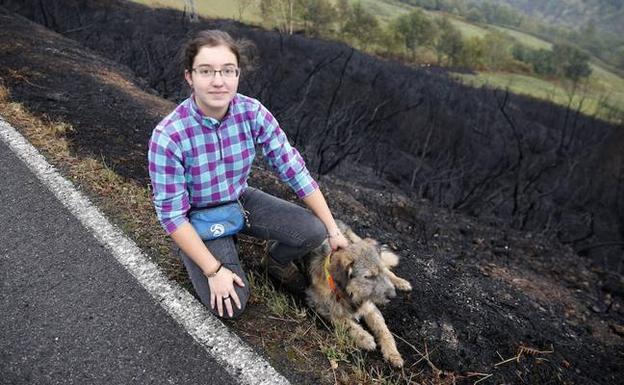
356,0,412,23
491,25,552,50
133,0,624,123
454,71,624,123
136,0,263,23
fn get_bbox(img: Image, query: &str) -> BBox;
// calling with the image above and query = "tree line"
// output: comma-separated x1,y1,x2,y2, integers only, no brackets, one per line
258,0,593,84
397,0,624,74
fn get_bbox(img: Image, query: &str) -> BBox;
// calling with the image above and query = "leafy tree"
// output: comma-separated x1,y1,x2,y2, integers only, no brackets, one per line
376,25,404,56
465,7,485,23
530,49,557,77
511,44,529,63
259,0,299,34
298,0,336,37
458,32,512,71
391,9,437,60
458,36,487,69
478,2,523,26
341,2,381,50
435,16,463,66
481,32,513,70
335,0,350,35
513,45,554,77
552,43,592,82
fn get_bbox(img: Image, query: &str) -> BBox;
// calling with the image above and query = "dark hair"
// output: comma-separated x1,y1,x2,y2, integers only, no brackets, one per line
184,30,256,73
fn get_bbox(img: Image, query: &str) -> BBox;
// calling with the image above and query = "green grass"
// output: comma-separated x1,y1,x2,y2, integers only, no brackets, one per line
133,0,263,23
454,71,624,123
247,271,308,318
448,17,489,39
491,25,552,50
590,63,624,100
354,0,412,24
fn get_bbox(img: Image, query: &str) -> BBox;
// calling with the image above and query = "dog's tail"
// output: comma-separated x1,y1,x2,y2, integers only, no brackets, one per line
380,246,399,268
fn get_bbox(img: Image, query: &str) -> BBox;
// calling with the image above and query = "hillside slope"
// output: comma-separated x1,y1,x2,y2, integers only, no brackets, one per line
0,2,622,384
477,0,624,36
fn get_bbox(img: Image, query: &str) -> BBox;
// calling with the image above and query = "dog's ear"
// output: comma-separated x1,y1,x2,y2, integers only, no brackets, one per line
329,252,354,292
379,245,399,268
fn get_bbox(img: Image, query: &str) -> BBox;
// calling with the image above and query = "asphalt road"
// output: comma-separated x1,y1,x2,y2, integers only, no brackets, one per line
0,135,240,384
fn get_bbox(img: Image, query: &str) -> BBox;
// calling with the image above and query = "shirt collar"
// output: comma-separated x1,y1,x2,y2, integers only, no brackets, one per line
188,93,236,130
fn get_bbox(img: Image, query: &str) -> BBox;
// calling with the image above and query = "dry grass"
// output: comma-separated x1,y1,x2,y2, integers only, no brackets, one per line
0,83,9,102
247,270,308,319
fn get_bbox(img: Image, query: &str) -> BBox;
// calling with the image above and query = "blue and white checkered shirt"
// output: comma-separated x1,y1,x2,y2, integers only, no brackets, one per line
148,93,318,234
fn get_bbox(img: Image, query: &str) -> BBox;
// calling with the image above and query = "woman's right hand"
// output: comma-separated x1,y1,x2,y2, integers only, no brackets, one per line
206,267,245,318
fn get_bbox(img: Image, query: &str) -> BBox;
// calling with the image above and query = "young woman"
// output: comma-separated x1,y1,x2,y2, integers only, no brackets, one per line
148,30,348,319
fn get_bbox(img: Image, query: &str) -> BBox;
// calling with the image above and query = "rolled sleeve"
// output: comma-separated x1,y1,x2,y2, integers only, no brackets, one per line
147,128,190,234
254,104,319,198
288,166,319,198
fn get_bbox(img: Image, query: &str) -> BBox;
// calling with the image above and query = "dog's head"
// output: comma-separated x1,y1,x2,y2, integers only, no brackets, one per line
328,238,399,307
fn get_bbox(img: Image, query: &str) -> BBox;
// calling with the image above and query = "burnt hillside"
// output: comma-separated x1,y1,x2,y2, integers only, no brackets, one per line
1,3,623,384
2,0,623,271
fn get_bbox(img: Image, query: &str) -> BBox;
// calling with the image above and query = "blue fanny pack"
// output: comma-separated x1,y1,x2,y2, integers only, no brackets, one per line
189,200,249,240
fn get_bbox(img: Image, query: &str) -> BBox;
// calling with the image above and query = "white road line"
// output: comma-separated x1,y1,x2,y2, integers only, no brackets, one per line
0,117,290,385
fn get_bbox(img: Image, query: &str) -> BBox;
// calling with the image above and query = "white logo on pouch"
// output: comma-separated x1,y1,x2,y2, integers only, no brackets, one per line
210,223,225,237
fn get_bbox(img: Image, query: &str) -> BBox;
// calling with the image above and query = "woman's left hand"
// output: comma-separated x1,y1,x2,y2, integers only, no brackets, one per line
328,232,349,251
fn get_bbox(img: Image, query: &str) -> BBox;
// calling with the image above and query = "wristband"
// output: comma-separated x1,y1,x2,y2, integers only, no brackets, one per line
205,263,223,278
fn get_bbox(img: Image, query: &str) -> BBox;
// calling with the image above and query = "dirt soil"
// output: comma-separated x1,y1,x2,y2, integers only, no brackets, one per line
1,5,623,385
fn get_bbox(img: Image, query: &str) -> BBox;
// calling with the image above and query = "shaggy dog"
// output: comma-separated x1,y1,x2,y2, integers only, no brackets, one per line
305,220,412,367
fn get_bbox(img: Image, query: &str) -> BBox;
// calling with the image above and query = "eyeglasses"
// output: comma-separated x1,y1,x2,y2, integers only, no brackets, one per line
192,66,240,79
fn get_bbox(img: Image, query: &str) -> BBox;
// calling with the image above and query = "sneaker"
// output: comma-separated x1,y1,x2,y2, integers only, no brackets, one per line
262,241,308,295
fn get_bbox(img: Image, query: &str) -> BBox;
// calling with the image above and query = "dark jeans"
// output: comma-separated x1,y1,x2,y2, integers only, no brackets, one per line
175,187,326,319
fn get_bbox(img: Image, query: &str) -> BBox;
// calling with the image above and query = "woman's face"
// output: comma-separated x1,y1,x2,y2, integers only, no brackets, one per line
185,45,239,120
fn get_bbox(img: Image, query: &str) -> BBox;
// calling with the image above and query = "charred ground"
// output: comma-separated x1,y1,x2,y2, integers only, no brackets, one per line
3,0,624,269
0,1,623,384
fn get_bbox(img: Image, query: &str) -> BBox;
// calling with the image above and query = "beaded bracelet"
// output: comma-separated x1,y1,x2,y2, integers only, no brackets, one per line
205,263,223,278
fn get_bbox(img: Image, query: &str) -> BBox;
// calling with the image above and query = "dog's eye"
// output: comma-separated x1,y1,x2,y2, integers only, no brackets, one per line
363,274,377,280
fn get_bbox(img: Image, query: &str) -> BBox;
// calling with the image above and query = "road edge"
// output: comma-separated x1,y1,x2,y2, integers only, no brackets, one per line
0,115,290,385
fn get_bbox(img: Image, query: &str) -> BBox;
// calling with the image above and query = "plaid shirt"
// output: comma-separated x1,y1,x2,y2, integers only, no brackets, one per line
148,93,318,234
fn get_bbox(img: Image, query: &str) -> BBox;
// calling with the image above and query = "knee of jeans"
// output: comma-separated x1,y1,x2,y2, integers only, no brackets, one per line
303,215,327,249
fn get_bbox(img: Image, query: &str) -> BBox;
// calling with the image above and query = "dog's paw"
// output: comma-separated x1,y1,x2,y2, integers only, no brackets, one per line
394,277,412,291
356,333,376,351
384,351,404,368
